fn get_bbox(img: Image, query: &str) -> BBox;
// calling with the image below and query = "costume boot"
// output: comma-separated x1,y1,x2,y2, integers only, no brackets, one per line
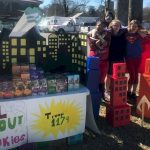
127,83,132,99
132,84,138,100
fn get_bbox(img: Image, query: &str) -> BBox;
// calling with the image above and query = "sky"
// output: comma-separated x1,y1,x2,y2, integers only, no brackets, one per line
40,0,150,8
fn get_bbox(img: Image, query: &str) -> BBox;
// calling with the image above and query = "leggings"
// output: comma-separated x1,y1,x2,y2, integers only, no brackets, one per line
126,57,141,84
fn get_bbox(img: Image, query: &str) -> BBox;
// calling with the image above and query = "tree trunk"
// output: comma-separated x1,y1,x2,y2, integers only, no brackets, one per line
116,0,129,26
116,0,143,25
130,0,143,23
63,0,68,17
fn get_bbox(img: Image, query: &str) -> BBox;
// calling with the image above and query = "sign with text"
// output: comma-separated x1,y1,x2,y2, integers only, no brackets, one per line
26,93,87,143
0,101,27,150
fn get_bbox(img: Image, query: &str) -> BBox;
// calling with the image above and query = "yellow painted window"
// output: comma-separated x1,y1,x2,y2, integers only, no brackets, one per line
11,48,17,56
43,47,46,51
21,39,26,46
3,64,6,69
43,53,46,58
12,58,17,63
11,38,17,46
37,41,40,45
30,56,35,63
20,48,26,55
29,48,35,55
43,41,46,45
38,47,41,51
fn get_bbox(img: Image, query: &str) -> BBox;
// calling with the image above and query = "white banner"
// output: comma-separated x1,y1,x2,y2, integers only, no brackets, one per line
26,93,87,143
0,101,27,150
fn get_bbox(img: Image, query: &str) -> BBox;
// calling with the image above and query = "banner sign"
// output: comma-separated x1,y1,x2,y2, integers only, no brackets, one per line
26,93,87,142
0,101,27,150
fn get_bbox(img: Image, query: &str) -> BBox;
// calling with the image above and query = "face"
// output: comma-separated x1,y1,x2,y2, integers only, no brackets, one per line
111,22,120,33
130,23,139,33
96,24,104,32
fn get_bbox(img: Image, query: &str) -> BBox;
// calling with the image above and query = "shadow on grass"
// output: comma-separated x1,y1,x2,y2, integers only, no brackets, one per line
95,103,150,150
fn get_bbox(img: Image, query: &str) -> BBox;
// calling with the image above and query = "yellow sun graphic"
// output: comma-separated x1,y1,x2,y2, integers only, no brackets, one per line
32,99,83,138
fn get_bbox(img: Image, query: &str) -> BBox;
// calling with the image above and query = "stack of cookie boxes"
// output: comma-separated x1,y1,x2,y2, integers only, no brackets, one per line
106,63,131,127
136,58,150,118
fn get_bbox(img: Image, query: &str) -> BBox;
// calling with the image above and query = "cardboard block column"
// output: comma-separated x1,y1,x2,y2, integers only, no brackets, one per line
87,56,101,119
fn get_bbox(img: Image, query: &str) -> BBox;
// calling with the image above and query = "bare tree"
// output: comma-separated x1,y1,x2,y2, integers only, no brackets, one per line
43,0,90,17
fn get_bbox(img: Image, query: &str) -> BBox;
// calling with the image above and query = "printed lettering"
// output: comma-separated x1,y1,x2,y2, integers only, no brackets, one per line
0,115,23,132
8,117,16,129
18,116,23,124
14,136,19,144
20,134,25,141
45,112,51,119
11,136,14,144
3,137,10,147
0,120,6,132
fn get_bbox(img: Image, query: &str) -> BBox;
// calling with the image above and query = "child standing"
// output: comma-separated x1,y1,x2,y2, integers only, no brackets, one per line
106,20,127,99
88,21,111,101
108,19,127,74
126,20,145,100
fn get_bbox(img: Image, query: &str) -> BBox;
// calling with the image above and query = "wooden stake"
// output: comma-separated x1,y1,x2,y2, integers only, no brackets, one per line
141,102,145,127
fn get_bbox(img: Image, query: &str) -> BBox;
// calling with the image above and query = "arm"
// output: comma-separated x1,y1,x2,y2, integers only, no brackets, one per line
87,30,98,49
138,30,148,38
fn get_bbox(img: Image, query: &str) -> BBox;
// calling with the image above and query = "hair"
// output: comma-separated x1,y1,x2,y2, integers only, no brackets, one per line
108,19,121,29
96,21,105,27
128,19,142,31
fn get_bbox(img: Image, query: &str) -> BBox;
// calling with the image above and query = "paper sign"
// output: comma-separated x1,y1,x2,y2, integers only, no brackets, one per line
26,93,87,143
0,101,27,150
